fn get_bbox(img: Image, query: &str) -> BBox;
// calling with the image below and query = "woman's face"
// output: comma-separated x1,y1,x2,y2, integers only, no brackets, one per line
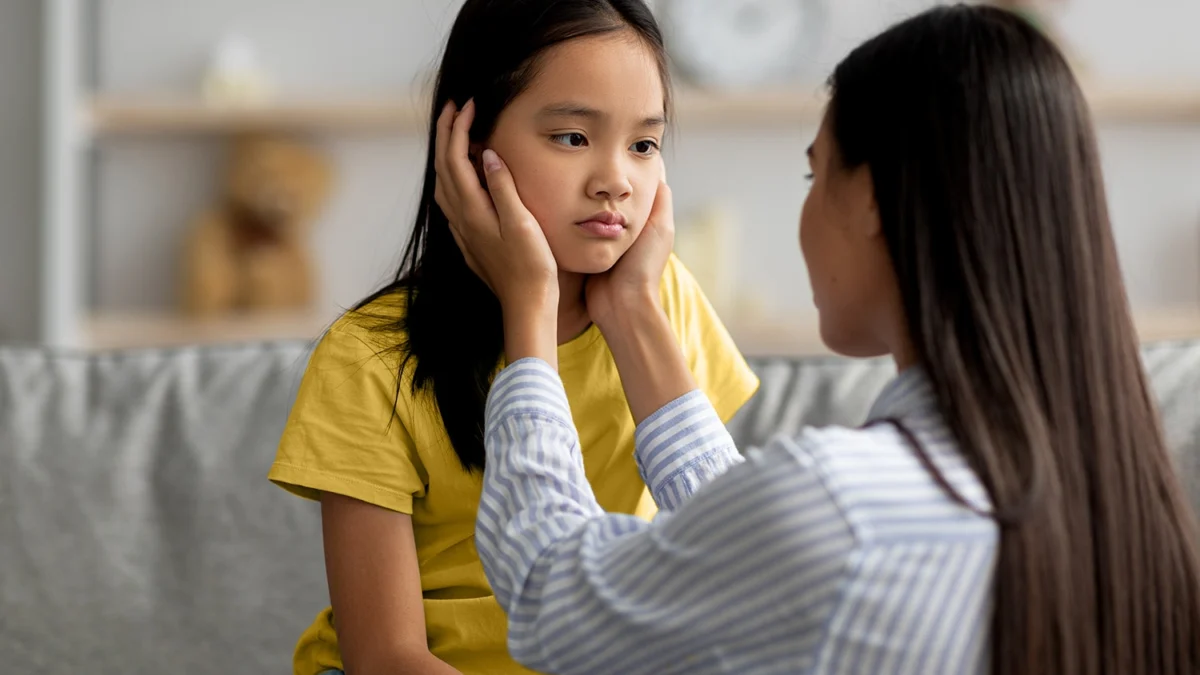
486,31,666,275
799,114,902,359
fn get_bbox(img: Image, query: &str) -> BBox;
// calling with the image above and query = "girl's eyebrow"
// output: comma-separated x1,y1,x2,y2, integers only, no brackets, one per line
540,102,604,120
539,102,667,128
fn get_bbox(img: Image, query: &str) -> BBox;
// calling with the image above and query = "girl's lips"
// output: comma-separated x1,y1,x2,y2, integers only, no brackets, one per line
576,220,626,238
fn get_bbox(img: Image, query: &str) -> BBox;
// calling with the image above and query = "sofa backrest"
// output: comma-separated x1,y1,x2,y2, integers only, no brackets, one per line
734,341,1200,515
1,339,1197,673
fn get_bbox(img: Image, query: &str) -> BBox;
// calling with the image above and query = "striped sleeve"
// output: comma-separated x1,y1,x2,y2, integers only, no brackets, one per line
634,389,743,512
477,358,858,675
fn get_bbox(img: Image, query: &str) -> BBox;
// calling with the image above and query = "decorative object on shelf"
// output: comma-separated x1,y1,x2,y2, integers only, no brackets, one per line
182,135,333,317
202,34,274,107
675,202,740,318
659,0,827,90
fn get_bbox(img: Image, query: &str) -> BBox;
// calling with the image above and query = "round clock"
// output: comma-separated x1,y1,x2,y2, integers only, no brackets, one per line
660,0,827,89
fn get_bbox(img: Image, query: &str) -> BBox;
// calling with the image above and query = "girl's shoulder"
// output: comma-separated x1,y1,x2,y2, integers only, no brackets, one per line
658,253,690,293
657,254,701,320
310,290,412,380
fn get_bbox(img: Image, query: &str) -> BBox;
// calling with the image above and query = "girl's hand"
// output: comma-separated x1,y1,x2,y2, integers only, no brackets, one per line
585,178,675,331
434,100,559,365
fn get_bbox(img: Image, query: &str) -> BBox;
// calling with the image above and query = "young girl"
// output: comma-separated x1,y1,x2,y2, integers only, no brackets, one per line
446,5,1200,675
268,2,758,674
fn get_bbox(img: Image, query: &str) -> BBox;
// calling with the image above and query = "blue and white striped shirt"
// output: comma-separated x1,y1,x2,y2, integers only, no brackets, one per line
477,359,998,674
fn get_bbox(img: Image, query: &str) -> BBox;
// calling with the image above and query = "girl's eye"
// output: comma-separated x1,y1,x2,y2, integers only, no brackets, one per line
631,140,660,156
550,133,588,148
805,173,815,182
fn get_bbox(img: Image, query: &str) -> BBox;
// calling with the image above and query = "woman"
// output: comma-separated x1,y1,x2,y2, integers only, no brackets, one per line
439,5,1200,674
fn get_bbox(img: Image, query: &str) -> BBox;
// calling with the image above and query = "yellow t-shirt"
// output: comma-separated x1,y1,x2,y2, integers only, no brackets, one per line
269,255,759,675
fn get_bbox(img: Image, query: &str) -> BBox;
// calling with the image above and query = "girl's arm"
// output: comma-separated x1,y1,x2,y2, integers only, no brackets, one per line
321,493,462,675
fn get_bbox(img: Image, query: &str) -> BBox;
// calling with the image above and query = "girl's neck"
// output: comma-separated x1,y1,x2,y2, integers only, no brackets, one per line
556,271,592,345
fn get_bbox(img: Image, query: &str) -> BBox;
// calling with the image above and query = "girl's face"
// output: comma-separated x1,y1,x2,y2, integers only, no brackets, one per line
799,115,902,359
486,31,666,275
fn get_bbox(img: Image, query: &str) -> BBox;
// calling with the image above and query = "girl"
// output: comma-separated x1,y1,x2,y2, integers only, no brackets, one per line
446,5,1200,675
268,1,758,674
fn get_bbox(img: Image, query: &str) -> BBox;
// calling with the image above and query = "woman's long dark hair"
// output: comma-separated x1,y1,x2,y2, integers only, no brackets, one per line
829,5,1200,673
356,0,670,473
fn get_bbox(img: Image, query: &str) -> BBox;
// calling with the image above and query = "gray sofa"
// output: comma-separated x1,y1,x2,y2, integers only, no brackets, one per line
2,339,1198,674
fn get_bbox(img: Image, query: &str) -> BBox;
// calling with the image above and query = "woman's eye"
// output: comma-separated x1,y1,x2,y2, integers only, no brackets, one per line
550,133,588,148
805,173,815,182
631,140,660,156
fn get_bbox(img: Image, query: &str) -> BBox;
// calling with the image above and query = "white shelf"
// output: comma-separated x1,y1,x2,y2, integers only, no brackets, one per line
41,0,84,348
80,82,1200,139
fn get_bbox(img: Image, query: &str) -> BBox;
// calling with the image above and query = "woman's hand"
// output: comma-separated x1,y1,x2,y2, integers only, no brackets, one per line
585,176,695,422
585,176,675,331
434,100,559,366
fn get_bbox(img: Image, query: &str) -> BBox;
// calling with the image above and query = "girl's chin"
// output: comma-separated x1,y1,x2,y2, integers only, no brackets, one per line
551,245,629,276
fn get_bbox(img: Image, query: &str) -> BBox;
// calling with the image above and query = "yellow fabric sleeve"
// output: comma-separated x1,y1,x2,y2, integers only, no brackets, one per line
269,323,427,515
660,255,760,422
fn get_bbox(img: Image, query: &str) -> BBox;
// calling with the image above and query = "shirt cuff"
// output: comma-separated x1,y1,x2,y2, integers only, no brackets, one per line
485,358,572,435
635,389,738,509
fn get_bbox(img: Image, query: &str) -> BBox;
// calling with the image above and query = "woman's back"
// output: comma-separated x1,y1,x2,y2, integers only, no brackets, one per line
812,5,1200,673
799,370,995,673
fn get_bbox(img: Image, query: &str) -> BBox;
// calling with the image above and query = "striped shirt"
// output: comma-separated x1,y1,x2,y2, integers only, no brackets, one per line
477,358,998,675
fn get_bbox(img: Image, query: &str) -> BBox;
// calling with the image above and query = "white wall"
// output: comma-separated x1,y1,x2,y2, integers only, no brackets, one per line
93,0,456,313
0,0,43,342
90,0,1200,321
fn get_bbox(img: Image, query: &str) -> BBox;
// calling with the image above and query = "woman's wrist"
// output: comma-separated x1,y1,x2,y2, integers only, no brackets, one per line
599,293,697,424
593,285,662,336
502,294,559,370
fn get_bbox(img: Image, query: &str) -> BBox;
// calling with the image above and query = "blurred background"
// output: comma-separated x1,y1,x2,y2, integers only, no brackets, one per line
3,0,1199,354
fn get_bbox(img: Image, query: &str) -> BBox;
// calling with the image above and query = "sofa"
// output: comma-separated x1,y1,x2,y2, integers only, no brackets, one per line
2,339,1198,674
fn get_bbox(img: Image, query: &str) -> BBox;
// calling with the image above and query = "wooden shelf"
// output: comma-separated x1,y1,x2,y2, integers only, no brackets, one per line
672,88,827,127
1081,80,1200,124
86,97,428,136
83,310,337,350
82,82,1200,138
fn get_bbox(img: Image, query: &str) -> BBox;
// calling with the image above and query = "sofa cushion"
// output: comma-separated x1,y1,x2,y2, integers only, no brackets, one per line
0,342,322,674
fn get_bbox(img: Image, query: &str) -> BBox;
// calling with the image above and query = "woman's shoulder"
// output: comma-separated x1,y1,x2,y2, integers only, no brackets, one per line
758,423,996,543
755,424,915,481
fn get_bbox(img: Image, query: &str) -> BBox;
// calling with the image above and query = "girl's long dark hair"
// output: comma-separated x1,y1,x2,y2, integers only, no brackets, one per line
829,6,1200,673
356,0,670,472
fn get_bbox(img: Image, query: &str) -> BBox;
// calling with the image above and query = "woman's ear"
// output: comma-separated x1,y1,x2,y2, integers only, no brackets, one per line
852,165,881,238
